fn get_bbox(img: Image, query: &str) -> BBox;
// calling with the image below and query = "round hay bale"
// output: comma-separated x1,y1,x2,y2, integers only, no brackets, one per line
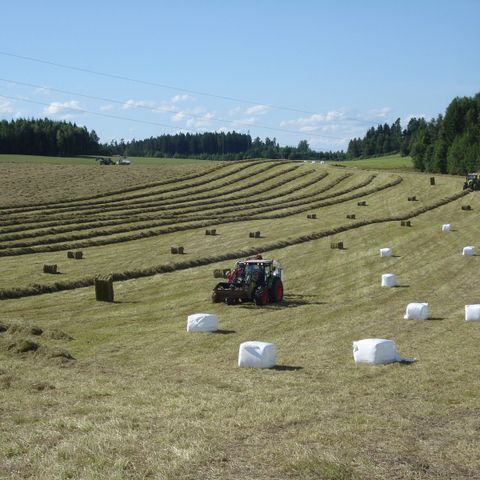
404,302,429,320
379,248,392,257
463,246,475,256
381,273,397,287
465,304,480,321
441,224,451,232
238,341,276,368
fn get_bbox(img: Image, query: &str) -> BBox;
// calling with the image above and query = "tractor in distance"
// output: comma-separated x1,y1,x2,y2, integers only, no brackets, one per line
464,173,480,190
212,255,284,306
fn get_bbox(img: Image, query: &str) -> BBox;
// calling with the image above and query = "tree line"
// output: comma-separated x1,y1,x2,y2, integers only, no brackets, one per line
0,118,345,161
347,92,480,174
0,118,100,156
103,133,345,160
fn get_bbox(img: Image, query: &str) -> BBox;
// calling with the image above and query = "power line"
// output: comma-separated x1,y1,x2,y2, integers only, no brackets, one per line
0,50,368,123
0,77,347,140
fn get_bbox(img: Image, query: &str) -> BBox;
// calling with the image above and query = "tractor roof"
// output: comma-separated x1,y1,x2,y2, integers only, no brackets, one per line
243,259,274,265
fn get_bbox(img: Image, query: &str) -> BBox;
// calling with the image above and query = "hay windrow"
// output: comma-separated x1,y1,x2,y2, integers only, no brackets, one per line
2,161,281,216
0,189,470,301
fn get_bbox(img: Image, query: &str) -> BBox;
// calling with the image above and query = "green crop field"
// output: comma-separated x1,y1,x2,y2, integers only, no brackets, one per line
0,157,478,480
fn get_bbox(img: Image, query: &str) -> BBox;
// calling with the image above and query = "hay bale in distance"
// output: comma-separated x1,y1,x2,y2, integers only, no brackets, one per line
430,177,436,185
205,229,211,235
400,220,412,227
249,232,255,238
404,302,429,320
442,224,452,232
346,214,356,219
255,231,261,238
462,246,475,256
357,201,367,206
330,241,344,250
407,196,417,201
211,229,216,235
461,205,472,211
94,274,114,302
379,248,392,257
465,305,480,321
178,246,184,254
307,214,317,219
381,273,397,287
43,264,57,274
213,269,223,278
74,251,83,260
67,251,75,259
238,341,276,368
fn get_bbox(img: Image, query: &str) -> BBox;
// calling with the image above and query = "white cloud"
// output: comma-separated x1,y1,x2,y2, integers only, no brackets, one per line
44,100,83,116
232,117,256,127
228,106,241,116
0,99,14,114
100,104,114,111
245,104,270,116
364,106,392,120
172,111,186,122
185,112,215,129
122,99,156,110
281,110,345,128
34,87,50,96
171,94,194,103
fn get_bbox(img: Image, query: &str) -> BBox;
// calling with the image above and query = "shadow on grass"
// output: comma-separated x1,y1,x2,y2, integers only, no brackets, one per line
272,365,303,371
212,329,236,335
394,284,410,288
391,254,402,258
237,294,326,310
112,300,141,304
428,317,446,321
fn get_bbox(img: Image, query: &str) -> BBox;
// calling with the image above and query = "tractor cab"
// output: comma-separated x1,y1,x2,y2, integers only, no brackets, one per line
464,173,480,190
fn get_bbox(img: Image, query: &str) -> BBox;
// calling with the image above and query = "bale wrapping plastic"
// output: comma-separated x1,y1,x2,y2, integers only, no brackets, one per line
353,338,398,365
463,246,475,256
381,273,397,287
379,248,392,257
442,224,451,232
465,305,480,321
238,341,276,368
187,313,218,332
404,302,429,320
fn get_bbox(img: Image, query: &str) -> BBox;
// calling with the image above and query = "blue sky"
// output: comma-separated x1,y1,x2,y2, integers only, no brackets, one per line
0,0,479,151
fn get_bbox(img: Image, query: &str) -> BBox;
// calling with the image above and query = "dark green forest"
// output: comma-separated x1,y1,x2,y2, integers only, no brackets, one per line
347,92,480,174
0,118,345,161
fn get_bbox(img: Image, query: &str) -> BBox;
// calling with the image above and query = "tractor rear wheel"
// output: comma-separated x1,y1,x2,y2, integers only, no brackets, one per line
269,278,284,303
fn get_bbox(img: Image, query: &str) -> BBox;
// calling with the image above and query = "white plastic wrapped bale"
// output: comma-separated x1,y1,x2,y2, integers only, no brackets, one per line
379,248,392,257
381,273,397,287
441,224,451,232
463,246,475,256
352,338,398,365
465,304,480,321
186,313,218,332
404,302,429,320
238,341,276,368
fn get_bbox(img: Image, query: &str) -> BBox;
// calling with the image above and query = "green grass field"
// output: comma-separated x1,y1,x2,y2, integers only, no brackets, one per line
0,157,478,480
328,154,414,170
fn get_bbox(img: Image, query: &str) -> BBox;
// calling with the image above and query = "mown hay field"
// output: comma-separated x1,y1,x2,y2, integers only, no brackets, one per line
1,157,479,480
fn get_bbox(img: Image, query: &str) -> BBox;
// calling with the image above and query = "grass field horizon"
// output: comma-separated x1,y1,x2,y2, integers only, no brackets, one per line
1,157,478,479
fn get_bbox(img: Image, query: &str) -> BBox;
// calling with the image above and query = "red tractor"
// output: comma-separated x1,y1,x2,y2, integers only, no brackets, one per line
212,256,284,306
